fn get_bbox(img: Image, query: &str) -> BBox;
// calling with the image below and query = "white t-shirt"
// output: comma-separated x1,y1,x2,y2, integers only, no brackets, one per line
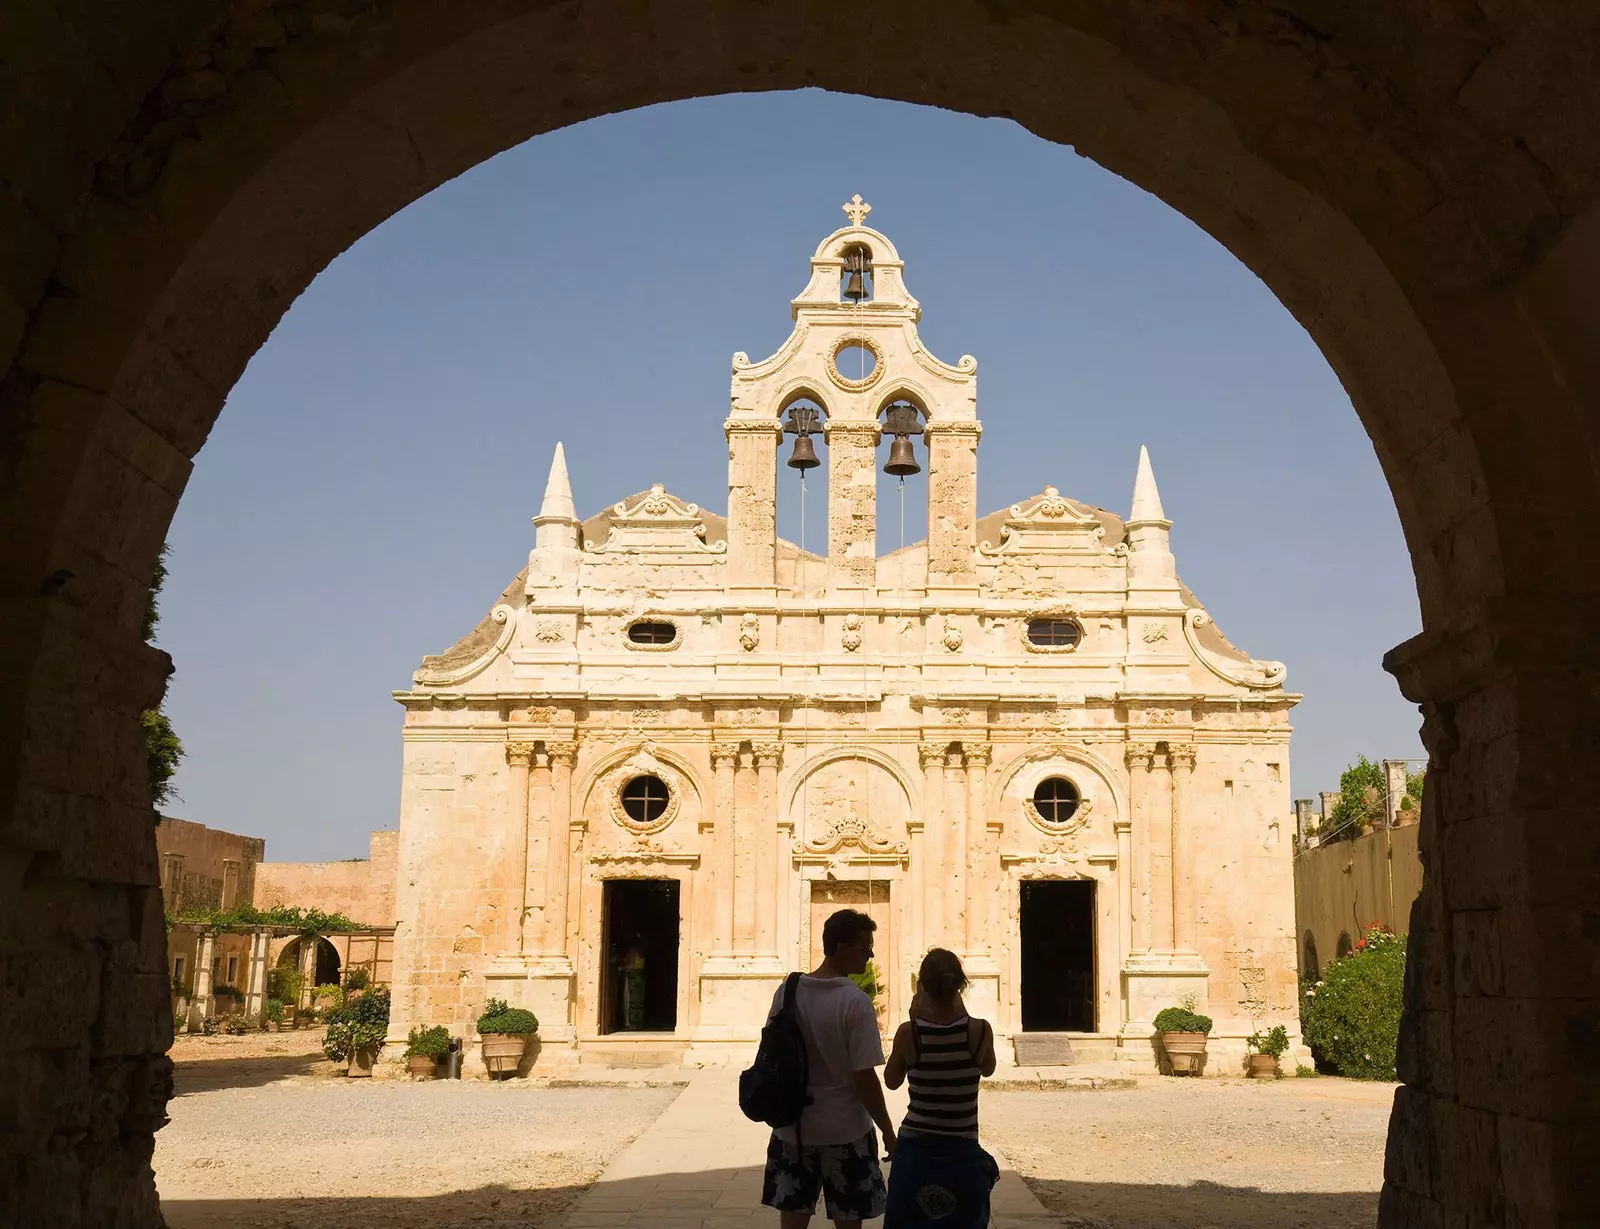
767,975,885,1147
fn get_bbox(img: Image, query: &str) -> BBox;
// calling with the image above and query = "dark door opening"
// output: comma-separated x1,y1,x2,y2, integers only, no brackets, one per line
1020,879,1095,1031
601,879,680,1034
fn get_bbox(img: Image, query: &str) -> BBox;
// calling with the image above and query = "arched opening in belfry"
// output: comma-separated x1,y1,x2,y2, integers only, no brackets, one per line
4,9,1597,1227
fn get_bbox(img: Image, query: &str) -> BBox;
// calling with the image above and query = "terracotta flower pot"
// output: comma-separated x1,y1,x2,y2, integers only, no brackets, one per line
348,1046,379,1078
1247,1053,1279,1077
1161,1031,1209,1075
407,1054,439,1079
480,1033,529,1078
266,1021,280,1033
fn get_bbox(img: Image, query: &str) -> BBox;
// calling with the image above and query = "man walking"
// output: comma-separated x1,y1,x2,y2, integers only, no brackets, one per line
760,908,896,1228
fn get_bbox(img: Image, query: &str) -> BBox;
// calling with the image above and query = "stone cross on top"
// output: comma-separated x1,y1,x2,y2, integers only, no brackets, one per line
842,194,871,227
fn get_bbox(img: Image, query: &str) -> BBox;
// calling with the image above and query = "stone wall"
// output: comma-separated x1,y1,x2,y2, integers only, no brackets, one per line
156,817,265,912
255,830,398,926
1294,821,1423,977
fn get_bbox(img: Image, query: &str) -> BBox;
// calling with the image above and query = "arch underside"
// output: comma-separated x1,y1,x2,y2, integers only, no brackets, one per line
3,4,1599,1227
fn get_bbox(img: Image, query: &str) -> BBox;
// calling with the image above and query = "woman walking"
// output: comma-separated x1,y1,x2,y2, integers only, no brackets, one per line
882,949,1000,1228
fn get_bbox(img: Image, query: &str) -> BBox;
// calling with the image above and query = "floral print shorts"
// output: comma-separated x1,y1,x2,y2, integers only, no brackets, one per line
762,1130,887,1222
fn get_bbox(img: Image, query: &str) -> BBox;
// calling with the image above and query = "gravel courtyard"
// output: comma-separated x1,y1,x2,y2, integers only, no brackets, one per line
156,1032,1392,1228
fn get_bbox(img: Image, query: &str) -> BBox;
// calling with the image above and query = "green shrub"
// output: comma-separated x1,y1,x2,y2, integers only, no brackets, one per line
312,983,344,1017
265,998,286,1023
343,968,371,992
212,984,243,998
1301,924,1406,1080
1153,1006,1213,1034
323,987,390,1062
1246,1025,1291,1059
1295,1064,1318,1078
849,960,884,1001
269,966,302,1005
476,997,539,1036
405,1025,452,1059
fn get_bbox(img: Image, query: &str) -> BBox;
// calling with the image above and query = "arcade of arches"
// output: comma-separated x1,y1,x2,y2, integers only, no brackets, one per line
1,4,1597,1226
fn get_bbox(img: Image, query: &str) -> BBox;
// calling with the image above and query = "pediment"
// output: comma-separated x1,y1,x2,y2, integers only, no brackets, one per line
978,487,1111,557
586,485,727,556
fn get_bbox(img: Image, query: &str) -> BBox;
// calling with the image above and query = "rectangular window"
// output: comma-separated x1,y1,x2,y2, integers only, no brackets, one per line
226,956,238,985
1224,779,1235,796
221,860,241,910
172,956,186,984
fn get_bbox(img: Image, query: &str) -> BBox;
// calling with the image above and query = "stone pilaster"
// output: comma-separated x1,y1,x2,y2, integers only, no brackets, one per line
918,742,947,941
540,741,577,962
725,419,781,590
825,421,879,589
1125,743,1158,954
752,742,783,958
188,930,215,1033
709,742,740,958
244,929,269,1025
1168,744,1198,953
297,933,317,1012
924,421,981,591
943,746,968,948
506,741,535,954
961,743,991,957
733,745,758,952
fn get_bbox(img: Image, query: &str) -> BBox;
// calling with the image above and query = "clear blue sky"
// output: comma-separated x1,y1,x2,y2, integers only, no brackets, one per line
158,90,1424,862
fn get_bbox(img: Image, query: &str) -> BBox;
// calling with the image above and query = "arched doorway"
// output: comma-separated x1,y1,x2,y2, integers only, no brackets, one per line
4,6,1597,1226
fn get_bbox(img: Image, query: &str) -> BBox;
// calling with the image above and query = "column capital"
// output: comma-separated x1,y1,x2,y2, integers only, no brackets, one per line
546,740,579,768
710,741,742,765
963,743,993,767
724,417,784,438
506,741,536,767
922,420,983,438
1125,741,1160,770
1167,744,1197,770
918,742,948,768
752,741,784,767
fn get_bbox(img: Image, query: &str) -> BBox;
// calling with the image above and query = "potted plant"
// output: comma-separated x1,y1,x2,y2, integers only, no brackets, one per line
476,997,539,1078
265,998,286,1032
1153,994,1213,1075
212,983,242,1014
323,987,390,1077
1245,1025,1290,1077
404,1025,451,1079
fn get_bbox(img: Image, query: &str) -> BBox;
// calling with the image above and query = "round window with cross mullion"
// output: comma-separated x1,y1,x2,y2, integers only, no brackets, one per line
1031,777,1081,826
620,774,671,825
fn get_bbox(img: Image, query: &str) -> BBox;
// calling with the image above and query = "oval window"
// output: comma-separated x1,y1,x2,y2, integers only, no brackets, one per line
1032,777,1081,825
627,621,676,646
1026,618,1081,648
620,774,671,824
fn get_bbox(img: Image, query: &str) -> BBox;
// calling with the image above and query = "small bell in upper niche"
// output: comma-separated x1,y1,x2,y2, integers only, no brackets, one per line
841,245,873,303
784,403,823,471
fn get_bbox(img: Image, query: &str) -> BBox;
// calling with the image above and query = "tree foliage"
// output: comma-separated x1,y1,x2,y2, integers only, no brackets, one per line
1326,756,1426,842
142,708,184,808
323,986,390,1061
166,903,362,934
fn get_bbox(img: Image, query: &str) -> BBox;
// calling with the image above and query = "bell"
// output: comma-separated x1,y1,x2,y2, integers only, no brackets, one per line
843,271,867,302
787,433,820,470
884,434,920,476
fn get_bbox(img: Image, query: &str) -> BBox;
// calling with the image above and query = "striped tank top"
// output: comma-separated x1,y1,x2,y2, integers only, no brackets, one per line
902,1016,984,1139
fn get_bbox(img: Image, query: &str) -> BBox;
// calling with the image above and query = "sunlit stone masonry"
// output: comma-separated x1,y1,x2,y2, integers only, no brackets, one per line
388,199,1301,1071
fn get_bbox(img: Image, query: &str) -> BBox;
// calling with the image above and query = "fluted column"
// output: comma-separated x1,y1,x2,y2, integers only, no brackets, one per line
1125,743,1158,954
918,743,947,942
943,747,968,949
541,741,577,961
733,746,758,952
506,741,535,954
962,743,992,957
1169,744,1198,953
753,742,783,957
710,742,740,957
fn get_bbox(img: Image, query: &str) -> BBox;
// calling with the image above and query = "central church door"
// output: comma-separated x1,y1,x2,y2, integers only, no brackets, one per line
599,879,679,1033
809,879,891,1030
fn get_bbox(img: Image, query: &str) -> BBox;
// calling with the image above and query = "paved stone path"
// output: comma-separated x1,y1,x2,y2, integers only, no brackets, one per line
558,1068,1061,1227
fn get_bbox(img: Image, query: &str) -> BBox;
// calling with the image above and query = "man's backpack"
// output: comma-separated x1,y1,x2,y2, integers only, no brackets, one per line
738,972,811,1131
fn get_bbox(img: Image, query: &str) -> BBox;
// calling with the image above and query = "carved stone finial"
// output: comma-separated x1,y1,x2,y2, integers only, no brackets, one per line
842,194,872,227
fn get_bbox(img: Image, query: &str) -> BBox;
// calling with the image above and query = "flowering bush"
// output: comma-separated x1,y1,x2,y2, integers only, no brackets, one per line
1301,924,1405,1080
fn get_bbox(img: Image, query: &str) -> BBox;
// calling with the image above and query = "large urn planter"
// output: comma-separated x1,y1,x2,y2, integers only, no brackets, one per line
479,1033,529,1078
1153,1002,1214,1077
1247,1053,1280,1078
348,1046,379,1078
476,999,540,1079
1245,1026,1290,1079
406,1054,439,1079
404,1026,451,1080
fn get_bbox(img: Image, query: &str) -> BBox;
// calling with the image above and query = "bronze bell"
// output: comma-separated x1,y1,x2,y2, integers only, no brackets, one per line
843,270,867,302
884,434,920,476
787,433,820,470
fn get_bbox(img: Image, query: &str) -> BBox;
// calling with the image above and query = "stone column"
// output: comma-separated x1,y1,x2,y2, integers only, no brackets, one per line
506,741,535,955
710,742,740,957
725,419,781,589
943,746,968,948
918,742,948,941
753,742,783,958
733,746,758,952
244,929,269,1024
1168,744,1198,953
824,421,879,589
1125,744,1157,954
1114,818,1133,987
541,741,577,962
188,930,216,1032
298,933,318,1011
962,743,991,956
923,421,981,592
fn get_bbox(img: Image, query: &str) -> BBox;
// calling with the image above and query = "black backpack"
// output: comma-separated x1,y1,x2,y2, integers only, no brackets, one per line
739,972,811,1131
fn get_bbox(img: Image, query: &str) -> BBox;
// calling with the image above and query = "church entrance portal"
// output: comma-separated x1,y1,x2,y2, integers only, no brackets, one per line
1020,880,1095,1032
600,880,680,1034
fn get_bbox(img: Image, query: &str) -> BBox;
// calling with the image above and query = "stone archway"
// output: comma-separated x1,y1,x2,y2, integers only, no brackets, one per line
4,5,1597,1226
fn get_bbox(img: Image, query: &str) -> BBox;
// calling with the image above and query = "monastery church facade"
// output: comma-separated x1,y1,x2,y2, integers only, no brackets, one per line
389,199,1302,1068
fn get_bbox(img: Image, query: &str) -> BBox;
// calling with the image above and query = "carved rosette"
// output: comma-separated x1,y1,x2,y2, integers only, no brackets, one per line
841,612,864,653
